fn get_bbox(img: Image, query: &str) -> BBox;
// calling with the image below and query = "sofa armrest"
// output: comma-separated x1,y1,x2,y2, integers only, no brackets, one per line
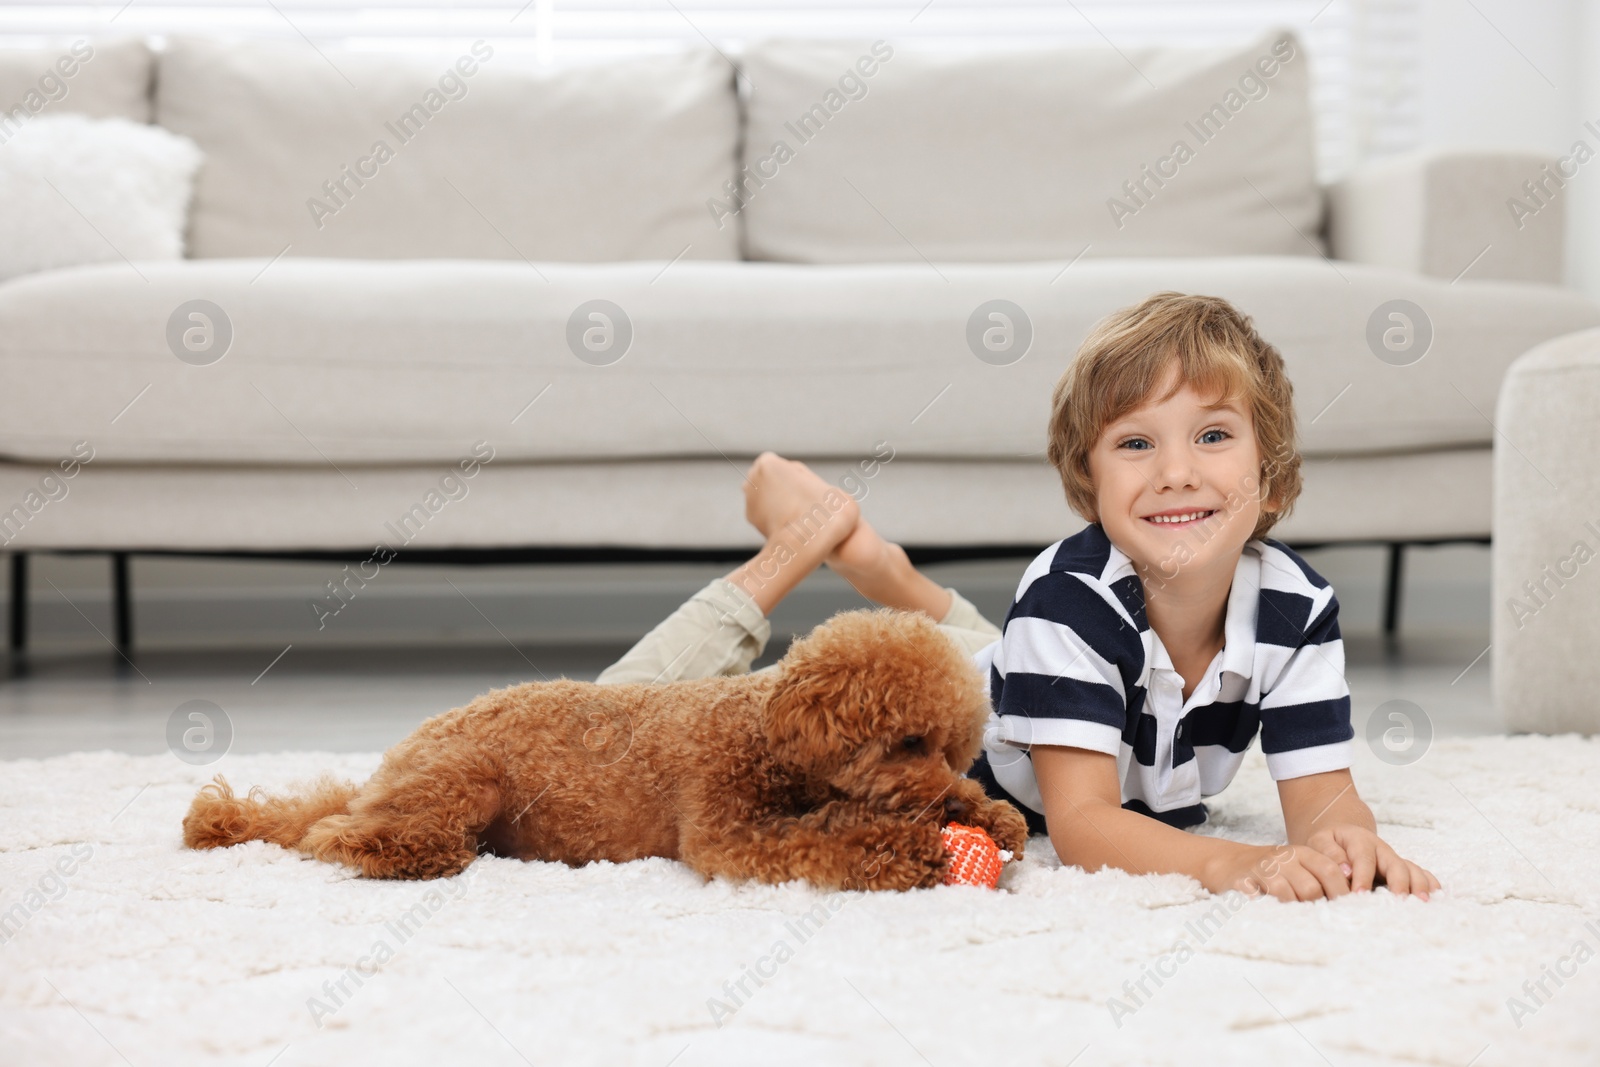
1326,148,1564,284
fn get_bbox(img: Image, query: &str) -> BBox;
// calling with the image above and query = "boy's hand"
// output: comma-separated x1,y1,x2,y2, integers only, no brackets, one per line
1304,824,1439,899
1204,842,1351,902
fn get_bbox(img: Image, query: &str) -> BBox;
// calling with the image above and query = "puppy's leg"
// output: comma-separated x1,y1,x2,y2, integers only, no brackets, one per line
681,801,948,891
945,777,1029,857
183,775,357,851
300,748,500,880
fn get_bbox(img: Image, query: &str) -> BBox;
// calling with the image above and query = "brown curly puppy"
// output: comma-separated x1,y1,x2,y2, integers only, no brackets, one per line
183,608,1028,890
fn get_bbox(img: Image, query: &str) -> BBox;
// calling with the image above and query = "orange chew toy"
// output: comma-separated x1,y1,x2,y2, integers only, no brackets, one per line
942,822,1009,888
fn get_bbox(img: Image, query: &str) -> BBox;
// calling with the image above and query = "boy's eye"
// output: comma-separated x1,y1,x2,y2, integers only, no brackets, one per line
1199,428,1231,445
1117,438,1151,451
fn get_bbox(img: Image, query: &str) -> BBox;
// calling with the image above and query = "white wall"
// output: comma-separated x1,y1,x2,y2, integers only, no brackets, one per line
1573,1,1600,297
1416,0,1599,297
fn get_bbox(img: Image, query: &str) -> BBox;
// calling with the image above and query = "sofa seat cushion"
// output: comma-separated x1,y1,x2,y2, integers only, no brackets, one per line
0,257,1593,466
0,450,1492,553
155,39,739,261
736,31,1319,263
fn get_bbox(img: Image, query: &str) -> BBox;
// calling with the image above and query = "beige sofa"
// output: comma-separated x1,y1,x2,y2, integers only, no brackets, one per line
1,32,1596,653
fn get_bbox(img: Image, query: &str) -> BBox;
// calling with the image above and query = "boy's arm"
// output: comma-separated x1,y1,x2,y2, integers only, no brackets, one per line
1278,766,1373,841
1258,590,1437,898
1031,745,1350,901
1278,769,1440,898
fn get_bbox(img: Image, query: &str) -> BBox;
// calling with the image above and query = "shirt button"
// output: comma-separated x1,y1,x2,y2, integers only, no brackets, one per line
1175,723,1185,739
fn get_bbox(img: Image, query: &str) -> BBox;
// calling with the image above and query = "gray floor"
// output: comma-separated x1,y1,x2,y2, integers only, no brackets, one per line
0,544,1499,758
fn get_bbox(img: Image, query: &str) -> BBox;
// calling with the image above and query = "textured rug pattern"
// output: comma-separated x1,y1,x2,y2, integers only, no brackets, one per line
1,737,1598,1065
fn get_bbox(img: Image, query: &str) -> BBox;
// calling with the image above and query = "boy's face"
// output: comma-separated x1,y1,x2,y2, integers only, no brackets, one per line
1086,368,1271,582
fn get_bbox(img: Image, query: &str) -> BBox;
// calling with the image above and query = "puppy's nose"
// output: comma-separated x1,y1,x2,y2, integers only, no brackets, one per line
942,795,969,822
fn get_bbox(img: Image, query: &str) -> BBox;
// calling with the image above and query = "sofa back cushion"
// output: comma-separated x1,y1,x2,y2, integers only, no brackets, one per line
155,38,740,261
0,39,153,127
735,31,1320,263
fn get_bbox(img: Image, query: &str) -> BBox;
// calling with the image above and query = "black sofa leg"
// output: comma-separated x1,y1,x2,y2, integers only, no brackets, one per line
8,552,25,654
112,552,133,659
1382,542,1404,638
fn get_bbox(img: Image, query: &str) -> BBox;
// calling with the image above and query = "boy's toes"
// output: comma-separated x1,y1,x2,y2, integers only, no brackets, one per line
746,451,784,481
743,453,859,552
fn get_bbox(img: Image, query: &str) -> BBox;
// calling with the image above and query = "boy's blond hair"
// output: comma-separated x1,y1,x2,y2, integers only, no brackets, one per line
1045,292,1301,542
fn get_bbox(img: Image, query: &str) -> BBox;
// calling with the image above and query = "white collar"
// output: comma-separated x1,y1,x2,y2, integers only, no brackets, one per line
1104,539,1262,683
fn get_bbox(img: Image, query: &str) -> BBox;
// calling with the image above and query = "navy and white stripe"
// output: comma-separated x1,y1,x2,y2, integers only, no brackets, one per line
969,523,1353,831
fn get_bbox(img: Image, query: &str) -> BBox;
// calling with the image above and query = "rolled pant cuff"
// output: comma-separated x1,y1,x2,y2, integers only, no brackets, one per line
697,576,772,651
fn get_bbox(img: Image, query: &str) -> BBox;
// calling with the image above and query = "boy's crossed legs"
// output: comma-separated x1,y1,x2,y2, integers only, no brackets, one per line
730,452,953,619
596,453,1000,686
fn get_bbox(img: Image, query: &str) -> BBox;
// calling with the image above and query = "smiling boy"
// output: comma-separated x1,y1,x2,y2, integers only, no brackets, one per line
598,291,1438,902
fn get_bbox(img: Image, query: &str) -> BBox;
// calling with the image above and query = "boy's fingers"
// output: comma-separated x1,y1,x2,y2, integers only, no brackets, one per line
1310,834,1350,869
1251,874,1293,903
1285,865,1325,902
1251,880,1277,902
1408,861,1433,900
1378,851,1412,896
1322,842,1353,881
1349,838,1378,892
1302,851,1350,898
1398,856,1441,893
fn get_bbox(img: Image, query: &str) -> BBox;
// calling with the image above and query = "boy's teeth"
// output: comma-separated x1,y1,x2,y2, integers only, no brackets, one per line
1147,510,1213,524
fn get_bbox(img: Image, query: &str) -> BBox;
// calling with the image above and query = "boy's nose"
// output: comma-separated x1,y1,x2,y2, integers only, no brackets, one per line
1156,455,1201,490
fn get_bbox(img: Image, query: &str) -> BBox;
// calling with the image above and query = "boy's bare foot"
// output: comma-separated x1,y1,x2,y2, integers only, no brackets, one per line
742,452,859,558
732,452,951,622
728,453,860,615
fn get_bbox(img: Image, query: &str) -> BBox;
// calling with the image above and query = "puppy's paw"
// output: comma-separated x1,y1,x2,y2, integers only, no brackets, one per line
945,778,1029,858
970,799,1030,858
856,819,946,891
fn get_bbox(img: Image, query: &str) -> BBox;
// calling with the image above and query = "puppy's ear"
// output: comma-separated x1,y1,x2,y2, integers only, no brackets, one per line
763,613,875,776
763,608,982,776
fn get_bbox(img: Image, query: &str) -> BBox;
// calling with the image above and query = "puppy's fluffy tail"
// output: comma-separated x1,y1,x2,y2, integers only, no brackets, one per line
183,774,358,851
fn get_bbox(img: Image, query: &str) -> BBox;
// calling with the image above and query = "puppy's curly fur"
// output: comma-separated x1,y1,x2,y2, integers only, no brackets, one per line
184,608,1028,890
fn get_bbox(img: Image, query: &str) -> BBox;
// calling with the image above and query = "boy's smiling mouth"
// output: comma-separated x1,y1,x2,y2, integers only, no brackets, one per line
1141,507,1218,527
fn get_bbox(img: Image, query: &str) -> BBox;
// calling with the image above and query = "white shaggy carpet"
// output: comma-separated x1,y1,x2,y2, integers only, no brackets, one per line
2,737,1598,1066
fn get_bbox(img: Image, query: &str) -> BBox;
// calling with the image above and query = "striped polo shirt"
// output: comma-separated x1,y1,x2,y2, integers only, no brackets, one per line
968,523,1353,833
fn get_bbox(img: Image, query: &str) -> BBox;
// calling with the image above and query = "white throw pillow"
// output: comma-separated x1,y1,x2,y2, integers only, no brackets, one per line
0,114,201,281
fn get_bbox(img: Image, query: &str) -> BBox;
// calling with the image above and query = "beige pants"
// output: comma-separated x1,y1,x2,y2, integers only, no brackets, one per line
596,577,1002,686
